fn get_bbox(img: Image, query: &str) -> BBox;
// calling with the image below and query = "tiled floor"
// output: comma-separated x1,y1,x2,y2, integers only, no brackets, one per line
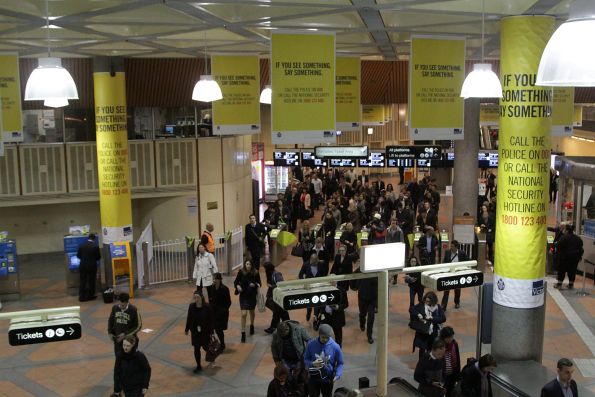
0,186,594,396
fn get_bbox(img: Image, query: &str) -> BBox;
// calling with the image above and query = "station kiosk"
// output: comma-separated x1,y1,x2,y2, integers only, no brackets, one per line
110,242,134,298
0,237,20,300
64,234,99,295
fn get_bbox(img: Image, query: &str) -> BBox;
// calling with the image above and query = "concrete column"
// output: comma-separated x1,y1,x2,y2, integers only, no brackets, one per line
453,98,480,221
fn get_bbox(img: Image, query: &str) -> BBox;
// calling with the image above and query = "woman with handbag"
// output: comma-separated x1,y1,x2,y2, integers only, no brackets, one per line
298,220,315,263
411,291,446,359
193,243,218,300
185,293,214,373
234,260,262,343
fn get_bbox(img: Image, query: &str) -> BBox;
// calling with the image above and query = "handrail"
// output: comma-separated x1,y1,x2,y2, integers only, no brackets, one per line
491,373,533,397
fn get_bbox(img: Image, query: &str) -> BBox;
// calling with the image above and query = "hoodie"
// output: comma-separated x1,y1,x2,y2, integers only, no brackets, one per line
114,345,151,393
303,336,344,382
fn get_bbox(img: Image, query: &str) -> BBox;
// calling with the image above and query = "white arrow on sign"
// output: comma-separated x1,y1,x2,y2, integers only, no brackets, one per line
328,294,335,301
66,327,75,336
473,275,479,282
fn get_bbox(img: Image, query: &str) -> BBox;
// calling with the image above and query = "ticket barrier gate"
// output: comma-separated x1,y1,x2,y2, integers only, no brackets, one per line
269,224,288,265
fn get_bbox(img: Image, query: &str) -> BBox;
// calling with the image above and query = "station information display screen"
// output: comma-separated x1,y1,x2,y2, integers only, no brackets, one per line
387,158,414,168
386,145,442,161
273,151,300,166
329,158,356,167
359,152,385,167
301,151,327,167
478,152,498,168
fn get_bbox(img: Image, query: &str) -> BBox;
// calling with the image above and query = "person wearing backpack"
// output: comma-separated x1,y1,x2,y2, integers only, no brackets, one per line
264,262,290,334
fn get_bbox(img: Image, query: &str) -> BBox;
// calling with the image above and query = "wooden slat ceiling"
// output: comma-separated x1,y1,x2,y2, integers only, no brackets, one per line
18,58,595,109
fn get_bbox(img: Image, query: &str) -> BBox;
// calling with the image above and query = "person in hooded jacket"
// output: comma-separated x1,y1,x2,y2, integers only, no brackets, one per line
304,324,344,397
113,336,151,397
185,293,215,373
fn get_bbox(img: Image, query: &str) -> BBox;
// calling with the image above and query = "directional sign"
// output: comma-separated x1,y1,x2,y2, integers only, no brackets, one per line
315,146,368,159
273,286,340,311
422,269,483,291
8,320,81,346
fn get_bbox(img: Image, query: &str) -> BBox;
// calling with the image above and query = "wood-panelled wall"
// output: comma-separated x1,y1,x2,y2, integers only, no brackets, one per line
18,58,595,109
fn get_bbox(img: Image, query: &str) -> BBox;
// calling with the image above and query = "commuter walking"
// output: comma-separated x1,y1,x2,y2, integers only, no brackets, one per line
352,261,378,344
541,358,579,397
555,224,584,289
112,336,151,397
271,320,311,394
245,214,267,269
411,291,446,359
210,273,231,351
441,241,468,310
460,354,497,397
193,243,218,300
184,293,214,373
414,338,446,397
108,292,142,357
234,260,262,343
76,233,101,302
439,327,461,397
264,262,290,334
304,324,344,397
299,253,328,322
405,256,424,310
316,284,348,347
267,365,300,397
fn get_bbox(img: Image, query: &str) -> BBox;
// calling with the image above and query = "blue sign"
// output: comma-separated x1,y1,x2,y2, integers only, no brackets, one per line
110,243,128,258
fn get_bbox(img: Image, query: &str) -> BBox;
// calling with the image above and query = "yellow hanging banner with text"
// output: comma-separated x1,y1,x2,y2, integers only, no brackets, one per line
480,104,500,126
551,87,574,136
271,31,336,144
212,55,261,135
335,57,360,131
0,53,23,143
409,36,465,140
573,105,582,127
362,105,385,126
94,72,133,244
494,16,554,309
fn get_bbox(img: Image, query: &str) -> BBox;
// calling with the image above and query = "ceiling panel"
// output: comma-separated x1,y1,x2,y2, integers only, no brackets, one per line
269,11,364,29
83,41,154,51
381,11,479,29
384,0,540,15
22,50,89,58
336,32,373,44
159,28,247,42
89,4,202,24
85,24,193,38
2,27,103,40
82,49,151,57
0,0,136,18
198,3,344,23
135,52,196,58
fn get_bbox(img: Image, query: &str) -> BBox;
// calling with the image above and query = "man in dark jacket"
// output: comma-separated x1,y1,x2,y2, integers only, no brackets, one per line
272,320,311,394
245,214,267,269
460,354,497,397
113,336,151,397
316,284,348,347
417,227,439,265
108,293,143,357
414,338,446,397
299,254,329,321
352,263,378,344
554,224,584,289
541,358,579,397
441,240,469,310
76,233,101,302
210,273,231,351
330,245,353,291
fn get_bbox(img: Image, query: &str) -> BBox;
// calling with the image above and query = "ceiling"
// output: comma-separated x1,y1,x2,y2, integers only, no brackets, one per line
0,0,572,60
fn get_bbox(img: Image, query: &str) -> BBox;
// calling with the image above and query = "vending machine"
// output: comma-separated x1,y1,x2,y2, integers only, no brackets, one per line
264,162,290,201
64,234,99,296
0,238,20,300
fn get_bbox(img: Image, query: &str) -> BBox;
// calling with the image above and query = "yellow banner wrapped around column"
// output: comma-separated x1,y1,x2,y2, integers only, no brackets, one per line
362,105,385,126
212,55,260,135
551,87,574,136
0,53,23,143
336,57,360,131
94,72,133,243
495,16,554,309
271,31,336,144
409,36,465,140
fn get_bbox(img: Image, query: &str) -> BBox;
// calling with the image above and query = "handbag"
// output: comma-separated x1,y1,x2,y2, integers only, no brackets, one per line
408,318,432,335
205,335,221,362
257,290,266,312
291,244,304,257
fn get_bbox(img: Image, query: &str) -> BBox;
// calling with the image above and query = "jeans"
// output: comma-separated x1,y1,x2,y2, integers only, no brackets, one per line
441,289,461,309
309,380,333,397
409,287,424,309
358,297,376,338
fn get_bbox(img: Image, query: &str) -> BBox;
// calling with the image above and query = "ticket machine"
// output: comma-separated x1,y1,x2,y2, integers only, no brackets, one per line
64,234,98,296
110,242,133,298
0,238,20,300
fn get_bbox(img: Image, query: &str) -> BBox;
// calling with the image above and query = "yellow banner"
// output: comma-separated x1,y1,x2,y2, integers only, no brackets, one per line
573,105,582,127
271,32,336,144
551,87,574,136
362,105,385,126
480,104,500,126
495,16,554,309
212,55,260,135
409,37,465,140
335,57,360,131
94,72,133,243
0,53,23,143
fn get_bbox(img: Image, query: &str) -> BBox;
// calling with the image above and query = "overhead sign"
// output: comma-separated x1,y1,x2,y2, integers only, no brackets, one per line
551,87,574,136
273,286,340,310
362,105,385,126
409,36,465,140
9,320,82,346
271,31,336,144
422,269,483,291
385,145,442,160
212,55,261,135
315,145,368,158
336,57,361,131
360,242,406,272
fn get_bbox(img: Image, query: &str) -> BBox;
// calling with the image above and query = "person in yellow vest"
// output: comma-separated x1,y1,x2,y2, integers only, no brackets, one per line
200,223,215,254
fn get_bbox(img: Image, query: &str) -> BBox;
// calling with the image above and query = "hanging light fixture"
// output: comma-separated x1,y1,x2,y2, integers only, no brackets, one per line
260,85,272,104
537,0,595,86
192,32,223,102
44,98,68,108
460,0,502,98
24,0,78,103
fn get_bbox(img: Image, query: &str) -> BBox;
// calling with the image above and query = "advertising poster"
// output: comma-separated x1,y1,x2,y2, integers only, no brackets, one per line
94,72,133,243
212,55,261,135
494,16,554,309
0,53,23,143
362,105,385,126
551,87,574,136
271,31,336,144
480,104,500,126
409,36,465,140
573,105,582,127
335,57,361,131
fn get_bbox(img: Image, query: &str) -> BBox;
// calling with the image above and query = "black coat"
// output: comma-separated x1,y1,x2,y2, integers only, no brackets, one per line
185,303,214,348
540,378,579,397
417,209,438,230
234,270,262,309
352,268,378,302
245,222,267,251
414,353,444,389
114,348,151,394
318,287,349,328
76,239,101,272
211,284,231,330
339,230,357,254
298,261,328,279
443,249,468,264
410,303,446,351
460,362,493,397
557,233,584,261
330,254,353,276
